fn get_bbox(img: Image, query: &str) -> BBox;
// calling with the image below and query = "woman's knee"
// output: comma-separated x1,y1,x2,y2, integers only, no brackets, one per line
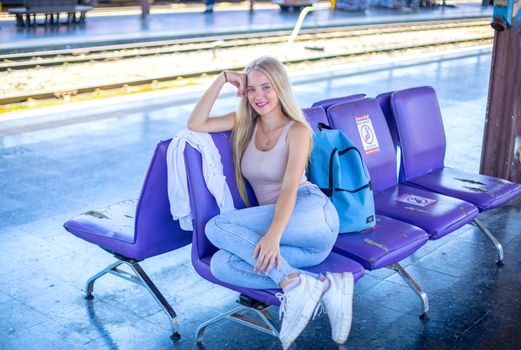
300,246,336,269
210,249,232,280
313,248,334,266
205,214,231,246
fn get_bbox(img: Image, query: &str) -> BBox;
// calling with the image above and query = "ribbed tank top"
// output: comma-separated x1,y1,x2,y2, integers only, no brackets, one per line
241,119,311,205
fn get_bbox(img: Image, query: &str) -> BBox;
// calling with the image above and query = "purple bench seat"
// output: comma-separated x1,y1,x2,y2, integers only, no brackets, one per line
63,140,192,340
379,86,521,264
333,215,427,270
303,106,431,317
409,167,521,211
326,98,479,241
65,200,137,246
374,184,477,240
184,132,365,343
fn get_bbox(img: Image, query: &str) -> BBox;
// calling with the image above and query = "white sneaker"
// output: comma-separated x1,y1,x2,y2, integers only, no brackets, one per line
322,272,354,344
276,275,326,350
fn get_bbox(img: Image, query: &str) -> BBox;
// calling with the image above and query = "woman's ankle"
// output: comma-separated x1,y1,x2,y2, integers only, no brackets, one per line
280,273,300,290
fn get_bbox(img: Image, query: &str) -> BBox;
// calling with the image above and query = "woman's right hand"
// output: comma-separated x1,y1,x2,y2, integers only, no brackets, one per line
223,71,246,97
187,70,238,132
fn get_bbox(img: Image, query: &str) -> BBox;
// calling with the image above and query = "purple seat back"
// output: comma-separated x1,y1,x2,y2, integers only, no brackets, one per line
327,98,398,192
311,94,366,111
377,91,408,183
133,140,192,259
302,107,329,133
184,132,257,262
390,86,446,181
376,92,400,152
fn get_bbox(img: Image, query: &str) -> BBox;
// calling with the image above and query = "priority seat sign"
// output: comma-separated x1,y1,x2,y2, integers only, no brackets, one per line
355,114,380,155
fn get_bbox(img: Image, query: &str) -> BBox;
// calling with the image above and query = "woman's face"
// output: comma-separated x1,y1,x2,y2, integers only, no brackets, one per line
246,69,281,117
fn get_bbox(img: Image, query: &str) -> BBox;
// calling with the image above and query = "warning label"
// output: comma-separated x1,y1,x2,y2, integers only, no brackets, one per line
397,194,438,208
355,114,380,155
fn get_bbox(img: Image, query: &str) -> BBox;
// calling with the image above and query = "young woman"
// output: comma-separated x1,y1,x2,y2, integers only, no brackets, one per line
187,56,354,349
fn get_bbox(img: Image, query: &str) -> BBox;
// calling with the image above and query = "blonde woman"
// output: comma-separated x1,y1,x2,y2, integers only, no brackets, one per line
187,56,354,349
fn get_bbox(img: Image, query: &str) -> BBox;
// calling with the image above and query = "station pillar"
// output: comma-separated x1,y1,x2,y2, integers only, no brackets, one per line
480,4,521,182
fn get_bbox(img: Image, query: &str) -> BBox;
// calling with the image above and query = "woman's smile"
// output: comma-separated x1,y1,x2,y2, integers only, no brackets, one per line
256,101,269,109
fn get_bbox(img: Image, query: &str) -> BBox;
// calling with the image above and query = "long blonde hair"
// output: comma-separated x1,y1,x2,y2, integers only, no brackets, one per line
232,56,313,206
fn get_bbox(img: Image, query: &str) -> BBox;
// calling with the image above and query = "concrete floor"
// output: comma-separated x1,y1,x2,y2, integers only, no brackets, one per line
1,46,521,349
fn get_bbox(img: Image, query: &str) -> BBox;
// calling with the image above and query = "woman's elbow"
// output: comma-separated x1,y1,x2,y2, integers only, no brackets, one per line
187,119,202,132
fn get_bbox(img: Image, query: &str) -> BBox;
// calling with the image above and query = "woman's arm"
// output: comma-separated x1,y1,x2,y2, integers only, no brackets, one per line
187,71,244,132
253,123,312,274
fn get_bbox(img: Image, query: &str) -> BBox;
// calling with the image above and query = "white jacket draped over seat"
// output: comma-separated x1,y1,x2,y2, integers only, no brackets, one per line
167,129,235,231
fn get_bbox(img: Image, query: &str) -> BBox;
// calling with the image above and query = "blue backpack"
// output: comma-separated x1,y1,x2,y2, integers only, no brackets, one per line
307,123,376,233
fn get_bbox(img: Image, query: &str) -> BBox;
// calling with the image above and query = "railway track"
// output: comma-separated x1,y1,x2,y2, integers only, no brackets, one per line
0,18,493,106
0,19,489,71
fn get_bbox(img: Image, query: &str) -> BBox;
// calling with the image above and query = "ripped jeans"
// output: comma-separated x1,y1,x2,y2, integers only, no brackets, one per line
205,184,340,289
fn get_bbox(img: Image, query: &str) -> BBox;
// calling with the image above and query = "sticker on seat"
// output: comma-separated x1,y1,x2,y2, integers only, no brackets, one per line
397,194,437,208
355,114,380,155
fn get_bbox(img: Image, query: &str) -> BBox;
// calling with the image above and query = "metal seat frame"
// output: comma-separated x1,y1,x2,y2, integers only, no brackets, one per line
195,295,279,345
84,253,181,340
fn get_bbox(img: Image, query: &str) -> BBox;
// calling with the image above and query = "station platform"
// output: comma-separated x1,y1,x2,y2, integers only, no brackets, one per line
1,45,520,349
0,2,492,54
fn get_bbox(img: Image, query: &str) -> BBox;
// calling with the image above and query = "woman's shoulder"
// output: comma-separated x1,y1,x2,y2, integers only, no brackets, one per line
286,121,312,144
288,120,311,135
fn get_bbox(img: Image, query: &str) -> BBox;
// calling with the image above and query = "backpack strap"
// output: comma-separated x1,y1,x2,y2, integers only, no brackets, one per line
317,122,333,131
334,181,372,193
338,146,372,186
319,146,372,197
320,147,338,197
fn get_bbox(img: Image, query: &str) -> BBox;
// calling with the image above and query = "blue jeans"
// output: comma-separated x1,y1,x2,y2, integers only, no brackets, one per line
205,185,340,289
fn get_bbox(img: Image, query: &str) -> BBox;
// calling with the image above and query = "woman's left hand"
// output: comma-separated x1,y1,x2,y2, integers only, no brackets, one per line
252,233,281,275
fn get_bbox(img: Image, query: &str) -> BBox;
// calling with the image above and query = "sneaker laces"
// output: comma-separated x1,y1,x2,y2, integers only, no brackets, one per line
276,292,287,320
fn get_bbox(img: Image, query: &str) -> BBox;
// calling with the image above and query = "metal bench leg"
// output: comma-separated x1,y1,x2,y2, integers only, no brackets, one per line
84,260,124,299
472,218,504,265
127,262,181,340
84,258,181,340
388,263,429,319
195,300,278,346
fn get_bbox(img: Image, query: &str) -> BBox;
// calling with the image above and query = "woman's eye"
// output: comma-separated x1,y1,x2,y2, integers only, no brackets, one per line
263,86,271,91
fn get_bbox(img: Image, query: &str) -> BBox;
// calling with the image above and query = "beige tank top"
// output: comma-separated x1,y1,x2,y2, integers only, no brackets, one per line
241,120,311,205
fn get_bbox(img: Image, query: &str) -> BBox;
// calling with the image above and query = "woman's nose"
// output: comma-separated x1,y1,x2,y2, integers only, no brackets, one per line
254,91,265,99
